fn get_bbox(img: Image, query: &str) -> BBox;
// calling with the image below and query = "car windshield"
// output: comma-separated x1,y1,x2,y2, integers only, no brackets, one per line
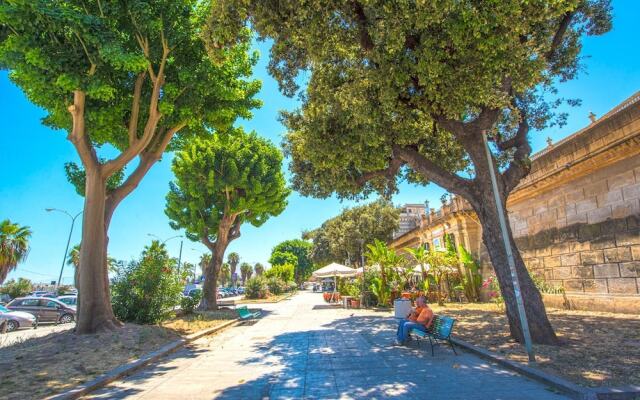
59,297,76,305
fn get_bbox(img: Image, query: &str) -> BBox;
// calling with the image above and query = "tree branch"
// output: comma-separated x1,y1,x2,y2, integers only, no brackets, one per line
356,155,404,186
351,1,374,51
127,72,147,145
393,144,475,199
67,90,99,170
546,11,575,61
229,214,242,241
501,118,532,193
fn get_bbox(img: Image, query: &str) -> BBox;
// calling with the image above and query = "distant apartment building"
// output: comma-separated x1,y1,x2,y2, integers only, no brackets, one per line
388,91,640,314
393,204,427,239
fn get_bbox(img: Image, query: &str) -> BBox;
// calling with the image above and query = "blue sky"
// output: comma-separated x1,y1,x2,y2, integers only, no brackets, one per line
2,1,639,284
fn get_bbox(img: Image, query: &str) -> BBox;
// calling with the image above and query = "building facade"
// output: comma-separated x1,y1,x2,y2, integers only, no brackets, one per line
389,91,640,313
393,203,427,239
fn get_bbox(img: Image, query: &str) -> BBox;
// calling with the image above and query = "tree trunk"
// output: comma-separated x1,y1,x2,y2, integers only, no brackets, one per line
76,170,121,334
201,255,221,310
472,188,558,345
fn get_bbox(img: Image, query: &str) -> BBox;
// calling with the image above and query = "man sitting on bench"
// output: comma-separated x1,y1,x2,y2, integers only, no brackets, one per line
395,296,435,346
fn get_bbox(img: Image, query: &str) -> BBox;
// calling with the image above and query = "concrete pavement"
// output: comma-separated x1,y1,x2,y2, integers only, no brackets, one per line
85,291,569,399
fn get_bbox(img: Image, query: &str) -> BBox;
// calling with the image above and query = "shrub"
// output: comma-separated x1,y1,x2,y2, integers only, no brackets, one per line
111,241,185,324
0,278,32,299
264,263,294,282
245,276,268,299
180,290,201,315
285,281,297,292
266,277,285,295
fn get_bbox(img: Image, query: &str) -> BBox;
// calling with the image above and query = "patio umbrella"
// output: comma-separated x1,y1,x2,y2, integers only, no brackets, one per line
312,263,356,300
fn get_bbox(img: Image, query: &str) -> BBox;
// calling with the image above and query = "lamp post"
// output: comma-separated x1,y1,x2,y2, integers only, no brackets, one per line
45,208,82,289
147,234,183,274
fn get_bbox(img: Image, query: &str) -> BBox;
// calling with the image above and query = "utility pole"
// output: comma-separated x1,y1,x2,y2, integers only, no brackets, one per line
482,131,535,363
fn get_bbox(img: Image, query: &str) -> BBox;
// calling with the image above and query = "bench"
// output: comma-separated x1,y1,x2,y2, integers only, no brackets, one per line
410,315,457,356
237,305,261,320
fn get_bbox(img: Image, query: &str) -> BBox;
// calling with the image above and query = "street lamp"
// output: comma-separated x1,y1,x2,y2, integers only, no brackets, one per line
147,234,183,274
45,208,82,289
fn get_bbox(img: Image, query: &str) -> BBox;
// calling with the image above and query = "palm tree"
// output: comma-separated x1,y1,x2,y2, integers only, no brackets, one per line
365,239,392,306
220,263,231,287
67,244,81,288
0,220,32,284
254,262,264,276
227,252,240,286
199,253,211,279
240,262,253,284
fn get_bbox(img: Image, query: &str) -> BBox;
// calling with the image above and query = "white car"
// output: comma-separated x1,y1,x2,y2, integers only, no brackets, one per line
56,295,77,310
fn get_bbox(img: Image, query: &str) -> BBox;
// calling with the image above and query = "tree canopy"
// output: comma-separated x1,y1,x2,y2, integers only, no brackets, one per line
304,199,399,266
0,219,32,284
269,239,313,283
165,128,289,309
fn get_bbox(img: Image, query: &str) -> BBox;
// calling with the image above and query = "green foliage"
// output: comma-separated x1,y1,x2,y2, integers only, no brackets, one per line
165,129,290,245
269,251,298,267
239,262,253,284
0,219,32,284
338,279,361,298
264,264,294,283
56,285,74,296
0,0,261,183
219,263,231,286
305,199,399,266
266,276,285,295
208,1,612,201
0,277,32,299
64,161,124,197
254,262,264,276
245,276,268,299
269,239,313,283
181,290,202,315
111,241,185,324
457,244,483,302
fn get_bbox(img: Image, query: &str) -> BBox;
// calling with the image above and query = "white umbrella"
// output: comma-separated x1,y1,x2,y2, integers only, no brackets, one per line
312,262,357,278
312,263,356,302
412,264,430,275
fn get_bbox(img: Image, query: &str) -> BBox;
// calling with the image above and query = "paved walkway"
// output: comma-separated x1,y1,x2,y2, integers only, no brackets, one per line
86,292,568,400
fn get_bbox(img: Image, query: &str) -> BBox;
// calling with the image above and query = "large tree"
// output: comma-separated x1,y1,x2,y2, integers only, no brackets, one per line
240,262,253,285
304,200,400,267
0,220,32,284
209,0,612,344
165,129,289,310
269,239,313,283
0,0,260,333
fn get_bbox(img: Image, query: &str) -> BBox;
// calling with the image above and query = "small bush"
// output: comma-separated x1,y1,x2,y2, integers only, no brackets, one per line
245,276,268,299
267,277,285,295
181,290,202,314
111,241,185,324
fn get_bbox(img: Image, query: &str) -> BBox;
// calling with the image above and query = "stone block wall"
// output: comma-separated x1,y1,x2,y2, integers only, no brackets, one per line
509,154,640,300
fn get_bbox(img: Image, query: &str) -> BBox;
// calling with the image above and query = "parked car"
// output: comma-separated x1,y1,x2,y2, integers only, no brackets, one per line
0,293,11,305
57,295,77,309
185,288,201,298
0,304,36,332
7,297,76,324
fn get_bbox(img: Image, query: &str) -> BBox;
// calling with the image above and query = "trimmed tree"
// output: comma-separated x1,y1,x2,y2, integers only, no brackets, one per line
165,129,290,310
0,1,260,333
209,0,612,344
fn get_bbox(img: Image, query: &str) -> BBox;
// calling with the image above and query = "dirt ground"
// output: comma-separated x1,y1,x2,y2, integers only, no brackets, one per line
238,291,296,304
431,303,640,388
0,310,240,400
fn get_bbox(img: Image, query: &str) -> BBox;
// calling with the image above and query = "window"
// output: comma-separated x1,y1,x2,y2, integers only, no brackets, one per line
433,237,442,250
43,300,58,308
22,299,40,306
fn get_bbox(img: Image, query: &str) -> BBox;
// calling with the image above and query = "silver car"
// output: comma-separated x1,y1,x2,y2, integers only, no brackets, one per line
0,304,36,332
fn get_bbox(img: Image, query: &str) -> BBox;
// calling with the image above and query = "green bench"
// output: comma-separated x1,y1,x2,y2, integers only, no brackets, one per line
237,305,261,320
410,315,458,356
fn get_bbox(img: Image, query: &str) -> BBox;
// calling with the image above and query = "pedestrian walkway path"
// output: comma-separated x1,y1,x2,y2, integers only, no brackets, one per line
85,292,569,399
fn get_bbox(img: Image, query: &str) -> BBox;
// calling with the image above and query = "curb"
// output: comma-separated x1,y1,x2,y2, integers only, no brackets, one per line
450,338,590,399
46,318,240,400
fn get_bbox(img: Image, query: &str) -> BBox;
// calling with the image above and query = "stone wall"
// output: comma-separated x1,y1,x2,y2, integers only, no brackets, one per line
506,95,640,311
